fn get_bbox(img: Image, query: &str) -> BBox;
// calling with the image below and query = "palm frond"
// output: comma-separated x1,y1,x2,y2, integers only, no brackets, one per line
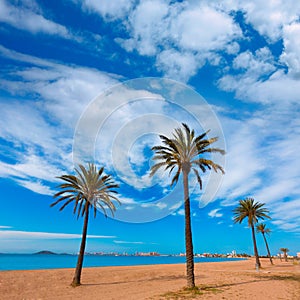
192,168,202,190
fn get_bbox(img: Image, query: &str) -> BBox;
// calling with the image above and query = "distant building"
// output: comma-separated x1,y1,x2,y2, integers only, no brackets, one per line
149,252,160,256
297,252,300,258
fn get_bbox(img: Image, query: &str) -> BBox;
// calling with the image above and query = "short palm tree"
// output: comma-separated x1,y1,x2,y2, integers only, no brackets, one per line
233,198,270,269
280,248,289,262
150,123,225,288
256,223,273,264
51,164,120,286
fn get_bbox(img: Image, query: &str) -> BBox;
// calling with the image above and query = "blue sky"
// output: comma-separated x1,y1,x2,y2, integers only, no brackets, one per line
0,0,299,256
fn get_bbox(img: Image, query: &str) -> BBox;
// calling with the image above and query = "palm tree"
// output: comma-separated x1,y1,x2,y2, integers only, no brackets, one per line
233,198,270,269
256,223,273,264
150,123,225,288
51,164,120,286
280,248,289,262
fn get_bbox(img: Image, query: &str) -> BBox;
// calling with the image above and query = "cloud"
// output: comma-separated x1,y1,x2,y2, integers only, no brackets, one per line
208,208,223,218
232,0,300,42
15,179,54,196
172,4,240,52
267,199,300,233
218,47,279,104
216,104,300,233
113,240,144,244
116,1,241,81
0,0,71,38
141,202,168,210
0,230,116,240
75,0,135,20
280,22,300,75
0,46,119,194
155,49,203,82
217,117,263,206
174,209,185,216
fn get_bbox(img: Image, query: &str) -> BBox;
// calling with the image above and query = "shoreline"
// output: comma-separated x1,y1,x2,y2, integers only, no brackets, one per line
0,258,299,299
0,255,245,271
0,257,246,272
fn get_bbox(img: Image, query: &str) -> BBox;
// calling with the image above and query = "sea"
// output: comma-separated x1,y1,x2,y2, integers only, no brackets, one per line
0,254,243,271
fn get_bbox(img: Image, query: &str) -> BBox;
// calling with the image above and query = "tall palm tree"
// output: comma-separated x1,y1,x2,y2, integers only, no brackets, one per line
51,164,120,287
256,223,273,264
150,123,225,288
280,248,289,262
233,198,270,269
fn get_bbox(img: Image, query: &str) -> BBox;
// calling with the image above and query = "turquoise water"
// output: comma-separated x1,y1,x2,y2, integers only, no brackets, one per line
0,254,243,271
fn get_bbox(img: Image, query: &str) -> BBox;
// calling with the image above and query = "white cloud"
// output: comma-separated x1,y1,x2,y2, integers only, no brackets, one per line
271,220,299,232
218,47,279,104
172,5,240,52
218,117,263,206
216,103,300,233
91,98,179,190
214,0,300,42
113,240,144,244
0,46,119,194
0,230,116,239
235,0,300,42
121,0,169,56
77,0,134,20
141,202,168,210
156,49,203,82
208,208,223,218
281,22,300,75
116,1,241,82
0,0,70,38
174,209,185,216
15,179,54,196
232,48,275,76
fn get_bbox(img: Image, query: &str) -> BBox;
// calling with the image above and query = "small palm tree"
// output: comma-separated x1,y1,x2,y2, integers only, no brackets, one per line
280,248,289,262
233,198,270,269
51,164,120,286
256,223,273,264
150,123,225,288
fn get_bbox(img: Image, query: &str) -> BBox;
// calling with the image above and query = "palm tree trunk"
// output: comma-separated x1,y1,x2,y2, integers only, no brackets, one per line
262,233,273,265
251,223,261,269
183,170,195,288
72,202,90,287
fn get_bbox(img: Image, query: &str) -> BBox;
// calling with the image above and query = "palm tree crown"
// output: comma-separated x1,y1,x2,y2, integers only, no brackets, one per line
150,123,225,186
280,248,289,262
233,198,270,227
51,164,120,218
256,223,271,235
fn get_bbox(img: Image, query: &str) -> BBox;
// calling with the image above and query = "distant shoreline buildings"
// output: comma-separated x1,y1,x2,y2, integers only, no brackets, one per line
32,250,299,259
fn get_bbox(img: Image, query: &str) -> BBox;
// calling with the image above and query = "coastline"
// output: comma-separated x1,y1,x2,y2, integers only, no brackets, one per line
0,254,244,271
0,258,299,299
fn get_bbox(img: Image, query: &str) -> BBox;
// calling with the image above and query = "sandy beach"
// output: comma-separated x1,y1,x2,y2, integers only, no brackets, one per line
0,258,299,299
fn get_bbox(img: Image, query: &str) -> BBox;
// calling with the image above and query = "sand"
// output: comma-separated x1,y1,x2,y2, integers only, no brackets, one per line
0,258,299,299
